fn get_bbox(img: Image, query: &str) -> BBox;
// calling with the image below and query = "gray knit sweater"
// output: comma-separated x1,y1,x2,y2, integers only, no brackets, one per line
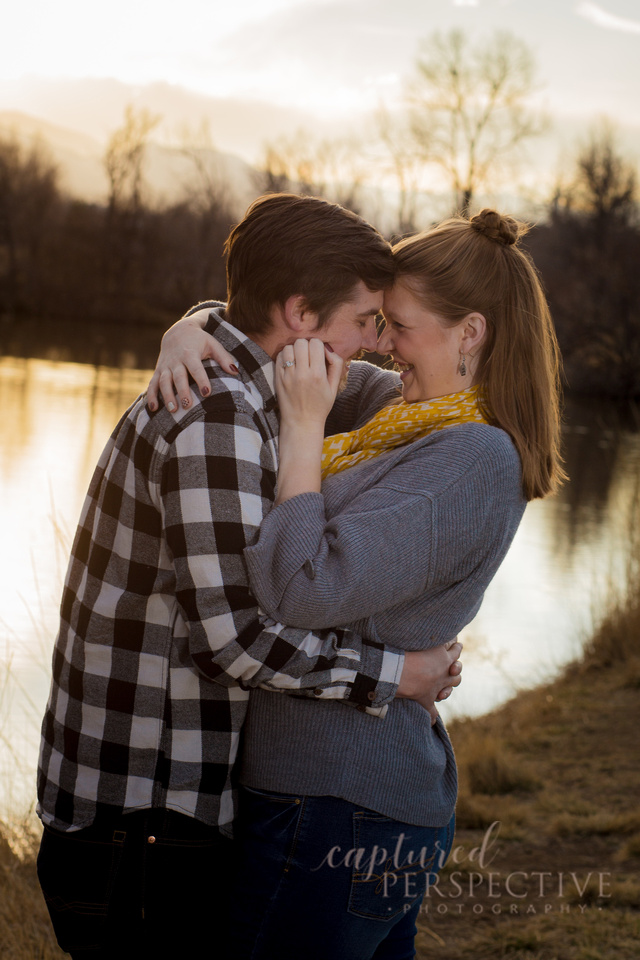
240,362,526,827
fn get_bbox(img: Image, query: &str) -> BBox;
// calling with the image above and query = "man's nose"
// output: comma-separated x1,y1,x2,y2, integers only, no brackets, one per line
361,318,379,353
376,324,392,354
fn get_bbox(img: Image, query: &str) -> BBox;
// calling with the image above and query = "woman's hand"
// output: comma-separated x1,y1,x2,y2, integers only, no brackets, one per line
146,309,239,412
397,641,463,725
275,338,344,428
273,339,343,506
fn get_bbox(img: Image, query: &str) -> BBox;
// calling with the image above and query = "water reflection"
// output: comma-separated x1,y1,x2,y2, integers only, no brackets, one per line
1,357,639,813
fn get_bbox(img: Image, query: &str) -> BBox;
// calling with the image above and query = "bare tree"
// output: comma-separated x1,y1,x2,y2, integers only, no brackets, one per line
407,30,545,215
258,131,367,212
375,106,424,236
177,120,233,214
552,122,636,232
175,120,236,298
0,133,59,317
104,105,160,216
102,106,160,303
534,124,640,396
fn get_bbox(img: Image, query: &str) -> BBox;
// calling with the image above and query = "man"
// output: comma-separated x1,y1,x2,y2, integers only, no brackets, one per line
37,194,461,958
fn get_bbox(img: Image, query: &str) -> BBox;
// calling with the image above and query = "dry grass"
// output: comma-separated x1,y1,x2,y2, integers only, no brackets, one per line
415,506,640,960
0,822,65,959
2,485,640,959
552,810,640,838
463,737,540,796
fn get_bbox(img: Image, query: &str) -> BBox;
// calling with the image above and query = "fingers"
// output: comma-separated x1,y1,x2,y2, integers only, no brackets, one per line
324,344,344,395
157,368,182,413
276,339,331,384
146,314,239,414
204,333,238,378
449,658,463,678
436,687,453,702
146,370,161,411
446,641,462,663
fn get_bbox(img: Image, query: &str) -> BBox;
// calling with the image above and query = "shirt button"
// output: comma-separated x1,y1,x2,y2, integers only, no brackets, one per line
303,559,315,580
147,836,156,844
313,687,323,697
356,705,367,713
367,691,376,702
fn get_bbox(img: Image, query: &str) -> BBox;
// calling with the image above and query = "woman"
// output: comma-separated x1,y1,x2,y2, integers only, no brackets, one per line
148,209,564,958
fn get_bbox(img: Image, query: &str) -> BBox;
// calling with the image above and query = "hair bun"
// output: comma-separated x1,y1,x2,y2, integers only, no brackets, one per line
470,209,521,246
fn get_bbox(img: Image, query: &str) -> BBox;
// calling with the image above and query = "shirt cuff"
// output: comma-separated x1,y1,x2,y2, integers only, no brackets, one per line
348,644,404,718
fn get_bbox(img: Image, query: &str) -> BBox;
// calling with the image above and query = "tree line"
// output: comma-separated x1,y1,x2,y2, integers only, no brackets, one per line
0,30,638,396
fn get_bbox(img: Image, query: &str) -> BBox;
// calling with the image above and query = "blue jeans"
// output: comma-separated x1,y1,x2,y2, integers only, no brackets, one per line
231,788,455,960
37,808,233,958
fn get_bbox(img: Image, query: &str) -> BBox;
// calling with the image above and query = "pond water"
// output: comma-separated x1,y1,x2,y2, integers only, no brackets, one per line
1,356,639,815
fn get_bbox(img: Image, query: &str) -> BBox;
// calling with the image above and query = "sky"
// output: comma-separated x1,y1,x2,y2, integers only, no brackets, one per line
0,0,639,181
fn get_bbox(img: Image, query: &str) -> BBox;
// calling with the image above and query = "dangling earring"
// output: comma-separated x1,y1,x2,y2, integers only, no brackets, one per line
459,353,467,377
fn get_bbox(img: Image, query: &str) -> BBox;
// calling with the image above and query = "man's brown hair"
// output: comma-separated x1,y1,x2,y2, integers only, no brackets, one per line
224,194,395,334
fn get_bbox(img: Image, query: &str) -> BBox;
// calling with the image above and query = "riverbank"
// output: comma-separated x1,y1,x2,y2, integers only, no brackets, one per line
416,576,640,958
2,582,639,959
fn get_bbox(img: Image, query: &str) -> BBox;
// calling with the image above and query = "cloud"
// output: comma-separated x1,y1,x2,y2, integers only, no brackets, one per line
576,1,640,35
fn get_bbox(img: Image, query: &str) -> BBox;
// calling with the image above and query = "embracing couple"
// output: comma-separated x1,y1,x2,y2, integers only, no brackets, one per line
37,193,563,959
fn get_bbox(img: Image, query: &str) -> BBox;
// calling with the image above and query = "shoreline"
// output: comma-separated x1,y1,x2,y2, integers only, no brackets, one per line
2,585,639,958
416,584,640,958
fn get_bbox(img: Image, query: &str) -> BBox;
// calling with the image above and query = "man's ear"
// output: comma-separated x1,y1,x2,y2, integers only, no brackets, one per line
460,312,486,354
282,295,319,333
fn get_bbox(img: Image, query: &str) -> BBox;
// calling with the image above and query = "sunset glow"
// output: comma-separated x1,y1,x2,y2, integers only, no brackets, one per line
2,0,639,137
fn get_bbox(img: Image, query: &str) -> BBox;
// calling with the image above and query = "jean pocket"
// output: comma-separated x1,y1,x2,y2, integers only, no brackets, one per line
348,813,452,922
239,786,305,871
37,824,125,951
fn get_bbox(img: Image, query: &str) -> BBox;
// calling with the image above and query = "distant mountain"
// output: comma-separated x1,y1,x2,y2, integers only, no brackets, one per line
0,75,337,166
0,109,259,210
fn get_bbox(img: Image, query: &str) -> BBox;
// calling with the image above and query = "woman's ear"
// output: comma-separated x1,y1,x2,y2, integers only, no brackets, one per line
460,312,486,353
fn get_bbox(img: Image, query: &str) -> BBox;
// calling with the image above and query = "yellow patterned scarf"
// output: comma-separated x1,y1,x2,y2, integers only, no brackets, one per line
321,385,487,479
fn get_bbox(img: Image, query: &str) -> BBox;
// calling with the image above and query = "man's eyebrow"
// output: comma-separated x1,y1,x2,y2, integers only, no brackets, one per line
357,307,382,317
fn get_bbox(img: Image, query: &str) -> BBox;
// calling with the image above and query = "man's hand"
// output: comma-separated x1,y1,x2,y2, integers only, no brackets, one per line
396,641,463,725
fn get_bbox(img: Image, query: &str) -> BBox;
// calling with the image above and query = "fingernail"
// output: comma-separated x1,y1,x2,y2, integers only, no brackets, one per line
181,397,190,409
201,385,210,396
167,401,176,412
325,343,334,353
148,402,157,412
229,364,239,375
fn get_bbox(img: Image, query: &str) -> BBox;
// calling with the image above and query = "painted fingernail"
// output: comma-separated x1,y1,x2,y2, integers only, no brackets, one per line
148,402,157,412
325,343,334,353
167,401,176,412
229,364,239,375
201,385,210,396
181,397,190,408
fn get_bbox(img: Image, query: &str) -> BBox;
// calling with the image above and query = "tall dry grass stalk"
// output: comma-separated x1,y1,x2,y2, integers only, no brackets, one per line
581,471,640,675
0,823,65,958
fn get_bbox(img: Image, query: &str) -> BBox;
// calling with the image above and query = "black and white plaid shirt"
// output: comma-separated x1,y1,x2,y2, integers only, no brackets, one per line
37,307,402,834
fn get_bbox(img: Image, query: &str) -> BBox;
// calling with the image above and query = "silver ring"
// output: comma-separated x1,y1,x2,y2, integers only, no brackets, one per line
282,360,295,368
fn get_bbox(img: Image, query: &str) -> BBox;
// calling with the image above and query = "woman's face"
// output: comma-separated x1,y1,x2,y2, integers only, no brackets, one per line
377,282,468,403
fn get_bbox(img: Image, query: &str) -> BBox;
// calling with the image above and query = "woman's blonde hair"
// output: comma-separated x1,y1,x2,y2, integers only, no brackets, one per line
392,209,565,500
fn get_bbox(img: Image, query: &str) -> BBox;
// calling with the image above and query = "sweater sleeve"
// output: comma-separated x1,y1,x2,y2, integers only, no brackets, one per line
161,394,403,708
243,427,523,629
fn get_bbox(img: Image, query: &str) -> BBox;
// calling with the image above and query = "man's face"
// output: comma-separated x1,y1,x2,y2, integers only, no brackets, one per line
310,281,384,378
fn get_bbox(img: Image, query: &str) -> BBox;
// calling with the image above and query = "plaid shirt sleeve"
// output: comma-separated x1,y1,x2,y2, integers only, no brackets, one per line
159,394,403,711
